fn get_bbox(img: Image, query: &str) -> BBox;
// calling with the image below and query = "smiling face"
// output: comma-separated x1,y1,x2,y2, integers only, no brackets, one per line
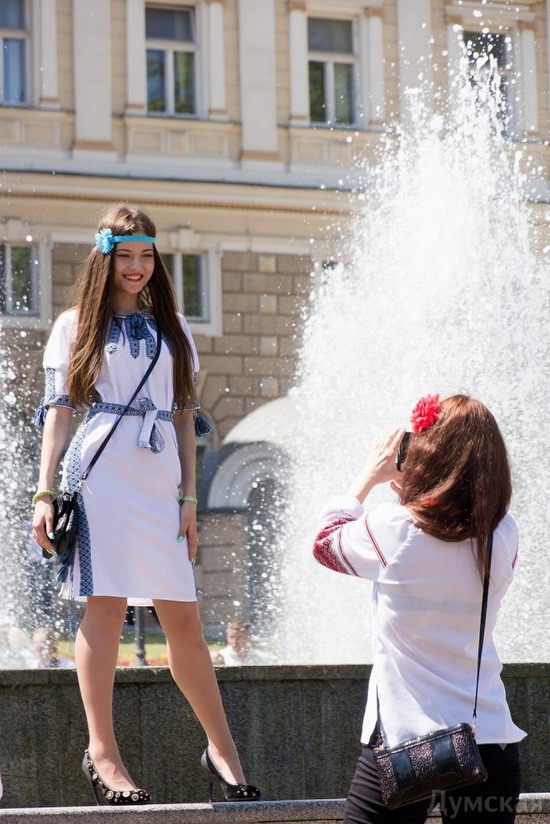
112,241,155,312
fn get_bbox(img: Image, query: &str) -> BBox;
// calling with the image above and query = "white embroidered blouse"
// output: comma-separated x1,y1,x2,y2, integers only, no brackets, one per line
313,497,526,747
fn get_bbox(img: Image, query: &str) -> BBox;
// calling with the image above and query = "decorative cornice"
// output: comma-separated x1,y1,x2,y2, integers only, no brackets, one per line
0,187,344,217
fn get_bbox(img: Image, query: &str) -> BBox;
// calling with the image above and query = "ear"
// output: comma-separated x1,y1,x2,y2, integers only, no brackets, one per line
390,480,402,494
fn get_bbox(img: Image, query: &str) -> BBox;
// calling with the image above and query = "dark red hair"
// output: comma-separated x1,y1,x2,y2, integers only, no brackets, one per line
399,395,512,575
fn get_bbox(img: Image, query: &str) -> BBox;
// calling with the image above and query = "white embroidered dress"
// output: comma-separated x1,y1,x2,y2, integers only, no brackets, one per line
41,309,199,605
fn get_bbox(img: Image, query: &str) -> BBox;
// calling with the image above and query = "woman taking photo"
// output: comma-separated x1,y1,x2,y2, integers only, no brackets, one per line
32,203,260,805
312,394,524,823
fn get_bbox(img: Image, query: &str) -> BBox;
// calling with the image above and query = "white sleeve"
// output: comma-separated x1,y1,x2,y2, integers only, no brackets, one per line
41,311,77,412
312,498,407,581
177,313,201,411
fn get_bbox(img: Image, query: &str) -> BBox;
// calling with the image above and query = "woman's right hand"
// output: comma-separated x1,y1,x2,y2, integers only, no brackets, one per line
32,499,57,555
346,428,405,504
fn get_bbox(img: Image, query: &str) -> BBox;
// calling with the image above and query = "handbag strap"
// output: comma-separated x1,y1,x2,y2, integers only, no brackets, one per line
79,322,162,484
373,532,494,744
472,532,493,724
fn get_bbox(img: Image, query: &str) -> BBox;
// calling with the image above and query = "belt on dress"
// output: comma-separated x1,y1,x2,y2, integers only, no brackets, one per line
88,398,173,454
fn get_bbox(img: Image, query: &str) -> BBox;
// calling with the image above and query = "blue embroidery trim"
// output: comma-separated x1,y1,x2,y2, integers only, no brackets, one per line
58,418,93,594
107,313,159,359
89,400,173,454
35,368,76,426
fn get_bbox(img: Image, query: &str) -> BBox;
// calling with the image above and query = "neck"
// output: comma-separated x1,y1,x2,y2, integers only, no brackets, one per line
111,297,141,315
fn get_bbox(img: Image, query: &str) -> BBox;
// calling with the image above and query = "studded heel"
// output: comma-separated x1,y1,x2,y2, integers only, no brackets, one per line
82,750,151,806
201,748,261,802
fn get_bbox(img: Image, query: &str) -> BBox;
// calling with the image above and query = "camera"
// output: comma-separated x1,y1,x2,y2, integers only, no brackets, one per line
396,431,412,472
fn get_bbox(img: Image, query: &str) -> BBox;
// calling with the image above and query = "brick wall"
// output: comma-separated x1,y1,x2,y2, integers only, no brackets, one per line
195,251,310,442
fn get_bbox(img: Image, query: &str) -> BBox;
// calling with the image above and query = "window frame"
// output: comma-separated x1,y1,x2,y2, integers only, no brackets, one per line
0,0,30,106
0,241,39,318
461,28,516,136
307,16,359,127
145,4,199,118
163,247,222,337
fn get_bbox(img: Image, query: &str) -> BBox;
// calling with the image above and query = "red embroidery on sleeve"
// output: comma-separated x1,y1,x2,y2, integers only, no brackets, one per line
313,518,354,575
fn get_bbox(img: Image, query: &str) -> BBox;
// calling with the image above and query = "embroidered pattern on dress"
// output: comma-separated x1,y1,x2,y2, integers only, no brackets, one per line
59,418,94,595
313,518,356,575
35,368,76,426
88,400,173,455
107,314,158,359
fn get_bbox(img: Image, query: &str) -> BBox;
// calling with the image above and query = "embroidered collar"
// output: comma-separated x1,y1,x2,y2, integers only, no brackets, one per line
106,313,158,359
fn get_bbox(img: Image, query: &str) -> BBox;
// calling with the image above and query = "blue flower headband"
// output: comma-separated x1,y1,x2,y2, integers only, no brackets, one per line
95,227,156,254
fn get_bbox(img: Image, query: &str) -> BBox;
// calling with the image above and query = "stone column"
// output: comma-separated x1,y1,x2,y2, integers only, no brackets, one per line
362,7,385,126
518,20,538,135
396,0,434,122
72,0,113,151
33,0,59,108
206,0,227,120
288,0,308,126
237,0,279,161
126,0,147,114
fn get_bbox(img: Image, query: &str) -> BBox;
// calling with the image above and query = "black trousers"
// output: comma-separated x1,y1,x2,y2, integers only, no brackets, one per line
343,743,521,824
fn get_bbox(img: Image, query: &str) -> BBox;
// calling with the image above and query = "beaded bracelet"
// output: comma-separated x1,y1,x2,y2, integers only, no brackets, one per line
32,489,55,505
180,495,198,505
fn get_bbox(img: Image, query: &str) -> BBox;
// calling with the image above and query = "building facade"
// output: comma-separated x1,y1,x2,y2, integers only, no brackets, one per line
1,0,549,634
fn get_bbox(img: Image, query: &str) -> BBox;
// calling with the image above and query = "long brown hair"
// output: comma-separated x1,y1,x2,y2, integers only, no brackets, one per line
68,203,197,408
399,395,512,575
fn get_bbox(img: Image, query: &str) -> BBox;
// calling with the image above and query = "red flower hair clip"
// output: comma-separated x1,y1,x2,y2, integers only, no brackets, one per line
410,393,441,434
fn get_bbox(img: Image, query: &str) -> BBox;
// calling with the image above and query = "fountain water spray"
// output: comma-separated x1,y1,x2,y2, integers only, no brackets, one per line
0,327,54,666
277,57,550,663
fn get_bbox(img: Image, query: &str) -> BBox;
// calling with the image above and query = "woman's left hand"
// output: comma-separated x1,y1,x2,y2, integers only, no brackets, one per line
179,501,198,561
347,428,405,504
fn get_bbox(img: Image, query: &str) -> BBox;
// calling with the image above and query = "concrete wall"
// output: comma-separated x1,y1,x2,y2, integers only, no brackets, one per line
0,664,548,809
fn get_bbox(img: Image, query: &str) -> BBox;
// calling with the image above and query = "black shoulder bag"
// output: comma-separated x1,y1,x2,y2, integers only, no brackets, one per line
372,535,493,809
44,324,162,560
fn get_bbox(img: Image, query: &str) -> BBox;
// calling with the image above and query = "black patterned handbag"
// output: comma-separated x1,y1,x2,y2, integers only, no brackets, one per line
372,535,493,809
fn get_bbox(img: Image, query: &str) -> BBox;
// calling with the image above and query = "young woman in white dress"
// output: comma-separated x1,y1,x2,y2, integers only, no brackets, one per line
32,204,260,805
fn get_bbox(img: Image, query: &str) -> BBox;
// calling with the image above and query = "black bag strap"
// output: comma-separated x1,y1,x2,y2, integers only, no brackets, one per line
373,533,493,745
473,532,493,724
79,322,162,484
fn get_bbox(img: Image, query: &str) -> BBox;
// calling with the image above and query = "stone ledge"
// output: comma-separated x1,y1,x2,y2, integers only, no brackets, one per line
0,797,549,823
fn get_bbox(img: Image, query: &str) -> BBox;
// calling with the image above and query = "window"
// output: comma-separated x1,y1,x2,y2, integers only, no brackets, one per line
308,18,357,126
463,31,513,132
0,0,28,105
146,6,197,116
0,244,38,315
162,253,208,322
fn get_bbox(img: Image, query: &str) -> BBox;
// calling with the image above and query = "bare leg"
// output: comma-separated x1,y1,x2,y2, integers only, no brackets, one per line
75,596,138,791
153,599,247,785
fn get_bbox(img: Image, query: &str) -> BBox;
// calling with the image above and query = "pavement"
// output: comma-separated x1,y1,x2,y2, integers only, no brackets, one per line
1,796,550,823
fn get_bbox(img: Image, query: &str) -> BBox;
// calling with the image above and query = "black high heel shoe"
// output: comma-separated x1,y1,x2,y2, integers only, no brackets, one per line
201,748,261,802
82,750,151,806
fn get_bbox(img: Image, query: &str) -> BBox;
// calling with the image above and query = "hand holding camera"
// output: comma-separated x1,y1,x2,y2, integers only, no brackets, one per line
347,428,405,504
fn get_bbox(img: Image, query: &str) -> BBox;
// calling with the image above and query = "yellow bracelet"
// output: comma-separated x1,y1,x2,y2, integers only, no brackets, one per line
180,495,198,505
32,489,55,505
